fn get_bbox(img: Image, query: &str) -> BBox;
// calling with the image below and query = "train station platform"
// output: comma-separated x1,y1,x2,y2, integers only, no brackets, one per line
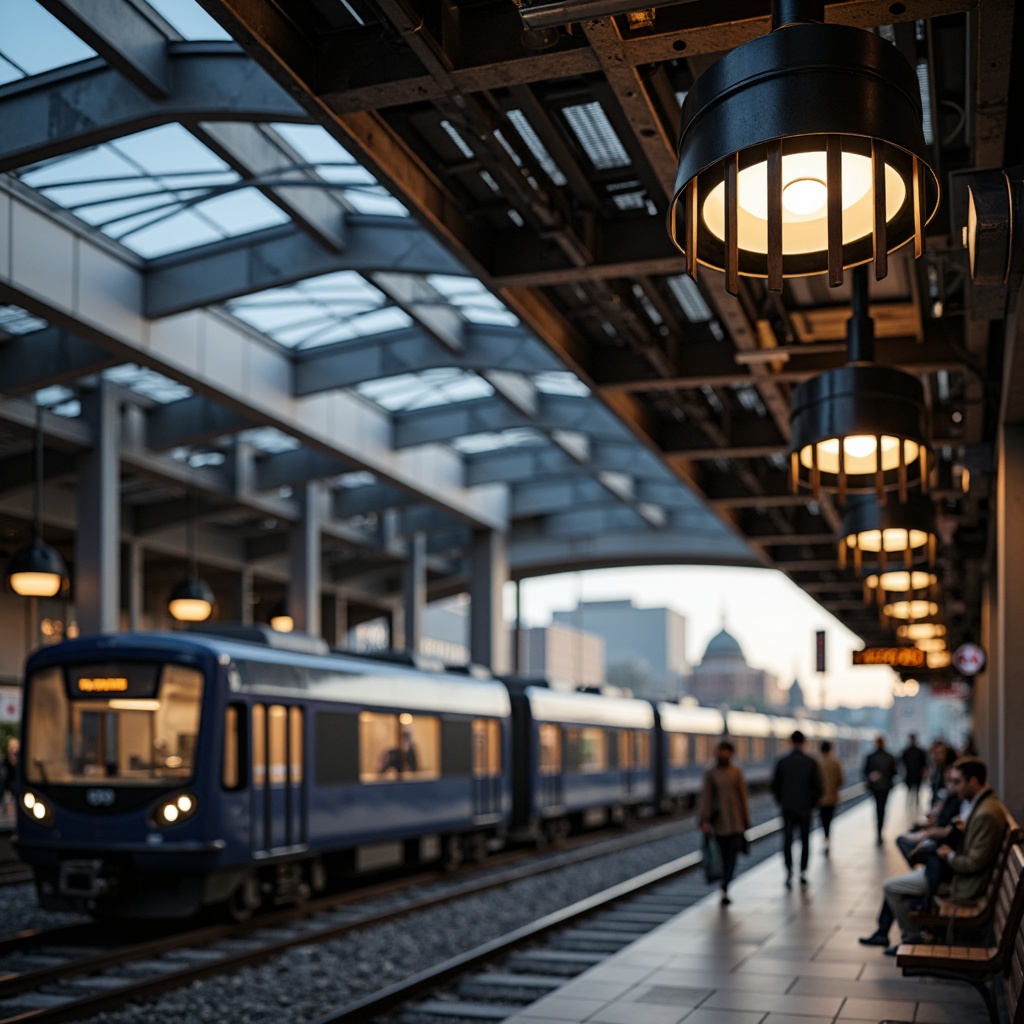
505,797,992,1024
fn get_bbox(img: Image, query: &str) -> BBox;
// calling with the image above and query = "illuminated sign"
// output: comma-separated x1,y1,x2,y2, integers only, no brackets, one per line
77,677,129,693
852,647,926,668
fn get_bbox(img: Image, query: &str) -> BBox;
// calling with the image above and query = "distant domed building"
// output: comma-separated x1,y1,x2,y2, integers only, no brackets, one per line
688,623,786,708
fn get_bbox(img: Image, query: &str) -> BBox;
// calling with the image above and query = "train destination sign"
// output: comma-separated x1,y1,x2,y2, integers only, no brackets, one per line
852,647,926,668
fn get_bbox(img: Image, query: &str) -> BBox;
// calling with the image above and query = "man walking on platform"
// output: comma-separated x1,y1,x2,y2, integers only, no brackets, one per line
864,735,899,844
772,730,822,889
900,733,927,812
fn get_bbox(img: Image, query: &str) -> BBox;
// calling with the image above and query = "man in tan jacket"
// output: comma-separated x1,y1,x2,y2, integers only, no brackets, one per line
817,740,844,855
876,757,1008,953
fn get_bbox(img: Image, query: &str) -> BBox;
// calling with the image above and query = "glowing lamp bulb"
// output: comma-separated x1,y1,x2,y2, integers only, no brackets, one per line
176,795,193,813
32,803,46,820
163,805,179,823
781,177,827,215
23,793,36,810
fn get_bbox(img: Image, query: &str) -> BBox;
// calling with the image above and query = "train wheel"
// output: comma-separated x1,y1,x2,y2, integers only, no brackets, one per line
543,819,570,846
226,872,261,923
465,833,489,864
440,835,464,872
309,857,327,894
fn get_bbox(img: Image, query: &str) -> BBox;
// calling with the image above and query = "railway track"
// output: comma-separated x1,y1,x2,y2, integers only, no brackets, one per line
0,789,865,1024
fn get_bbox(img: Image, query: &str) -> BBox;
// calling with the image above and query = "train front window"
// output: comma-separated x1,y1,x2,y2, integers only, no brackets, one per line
25,663,204,785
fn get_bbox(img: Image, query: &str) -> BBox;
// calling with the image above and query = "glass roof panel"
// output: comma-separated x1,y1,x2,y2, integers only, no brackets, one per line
270,123,409,218
0,1,96,79
144,0,233,39
358,368,493,412
237,426,301,453
103,365,193,404
534,372,590,397
0,305,47,336
226,271,413,349
452,428,544,454
426,275,519,327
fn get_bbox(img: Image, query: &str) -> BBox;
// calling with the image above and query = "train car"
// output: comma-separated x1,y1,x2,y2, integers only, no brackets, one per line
15,628,513,919
720,709,776,787
655,703,727,811
506,685,657,843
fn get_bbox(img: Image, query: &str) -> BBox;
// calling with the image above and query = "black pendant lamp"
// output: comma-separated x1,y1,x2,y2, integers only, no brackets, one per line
668,0,939,294
269,601,294,633
838,493,936,575
167,465,213,623
5,405,69,598
790,266,931,501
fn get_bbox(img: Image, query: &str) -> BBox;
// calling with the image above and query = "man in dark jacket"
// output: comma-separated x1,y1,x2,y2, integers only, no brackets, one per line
900,733,928,812
864,734,899,844
772,730,823,888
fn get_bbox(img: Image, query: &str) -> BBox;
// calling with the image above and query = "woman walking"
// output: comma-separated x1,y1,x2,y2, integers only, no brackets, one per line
700,739,752,905
818,740,844,855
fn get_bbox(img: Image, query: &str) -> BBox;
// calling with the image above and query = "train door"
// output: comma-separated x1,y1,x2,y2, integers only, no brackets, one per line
471,718,501,817
619,730,634,799
250,704,306,853
536,722,563,809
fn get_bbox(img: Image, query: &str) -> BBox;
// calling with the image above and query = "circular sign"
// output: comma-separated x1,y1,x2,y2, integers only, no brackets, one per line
953,642,986,676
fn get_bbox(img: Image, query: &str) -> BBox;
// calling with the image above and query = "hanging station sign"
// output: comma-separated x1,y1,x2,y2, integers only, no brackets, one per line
852,647,926,668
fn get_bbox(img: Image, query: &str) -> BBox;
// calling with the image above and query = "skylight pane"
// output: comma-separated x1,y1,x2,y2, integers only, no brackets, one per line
144,0,232,39
103,365,193,404
117,210,224,257
452,428,543,454
0,305,47,335
534,372,590,397
563,103,630,170
667,274,714,323
1,0,96,77
507,110,567,187
112,125,230,177
237,426,300,453
195,188,290,235
358,369,493,412
271,123,355,164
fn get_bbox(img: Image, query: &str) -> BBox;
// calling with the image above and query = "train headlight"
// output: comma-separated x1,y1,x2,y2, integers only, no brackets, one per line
21,791,55,825
151,792,198,828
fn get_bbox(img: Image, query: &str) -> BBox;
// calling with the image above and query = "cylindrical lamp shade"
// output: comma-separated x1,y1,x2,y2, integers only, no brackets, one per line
915,637,947,653
668,22,939,292
882,598,939,621
5,540,68,597
168,577,215,622
839,493,936,574
896,621,946,641
270,603,294,633
791,365,930,500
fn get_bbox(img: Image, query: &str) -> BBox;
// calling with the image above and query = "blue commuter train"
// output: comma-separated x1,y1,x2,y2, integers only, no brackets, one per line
14,626,870,920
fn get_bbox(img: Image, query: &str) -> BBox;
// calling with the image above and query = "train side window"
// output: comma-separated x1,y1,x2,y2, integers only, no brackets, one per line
635,730,650,768
619,729,634,770
289,707,303,785
315,712,359,785
360,712,398,781
695,734,714,764
567,726,606,773
471,718,501,777
538,723,561,774
752,737,766,760
403,714,440,780
668,732,689,767
268,705,287,785
252,704,266,786
222,704,246,790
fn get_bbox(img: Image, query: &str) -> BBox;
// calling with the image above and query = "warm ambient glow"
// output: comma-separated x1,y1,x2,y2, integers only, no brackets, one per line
799,434,920,475
8,570,64,597
844,527,932,554
927,650,952,668
168,597,213,622
865,570,937,592
915,638,948,653
270,613,294,633
883,599,939,620
703,151,907,256
897,622,946,640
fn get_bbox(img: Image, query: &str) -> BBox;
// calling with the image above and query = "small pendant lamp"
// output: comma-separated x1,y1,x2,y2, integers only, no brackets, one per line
168,464,214,623
5,404,69,598
668,0,939,294
838,493,937,576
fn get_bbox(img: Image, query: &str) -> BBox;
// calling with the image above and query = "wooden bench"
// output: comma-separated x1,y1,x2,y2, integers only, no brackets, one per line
909,815,1023,942
887,840,1024,1024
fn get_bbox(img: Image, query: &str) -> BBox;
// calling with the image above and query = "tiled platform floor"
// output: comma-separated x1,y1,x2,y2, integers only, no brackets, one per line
505,795,995,1024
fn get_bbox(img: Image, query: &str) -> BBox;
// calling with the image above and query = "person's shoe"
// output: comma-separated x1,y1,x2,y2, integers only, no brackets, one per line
720,891,731,905
884,945,899,956
823,845,830,857
859,933,890,947
876,836,884,846
785,874,792,889
799,875,809,888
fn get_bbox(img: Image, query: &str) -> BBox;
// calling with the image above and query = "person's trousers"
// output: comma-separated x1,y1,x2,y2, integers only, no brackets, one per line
873,790,890,838
782,810,811,873
820,804,836,839
883,865,929,942
717,833,741,888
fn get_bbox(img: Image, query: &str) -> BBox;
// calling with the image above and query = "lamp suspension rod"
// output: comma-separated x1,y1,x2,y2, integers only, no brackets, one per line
771,0,824,30
846,264,875,364
189,461,199,580
32,403,44,542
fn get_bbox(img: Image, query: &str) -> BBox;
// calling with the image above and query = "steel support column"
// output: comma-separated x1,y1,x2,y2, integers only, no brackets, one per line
75,387,120,635
469,529,509,673
288,481,321,636
402,531,426,654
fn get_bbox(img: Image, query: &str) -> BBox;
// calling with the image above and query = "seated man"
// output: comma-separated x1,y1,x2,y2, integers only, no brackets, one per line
859,757,1008,954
